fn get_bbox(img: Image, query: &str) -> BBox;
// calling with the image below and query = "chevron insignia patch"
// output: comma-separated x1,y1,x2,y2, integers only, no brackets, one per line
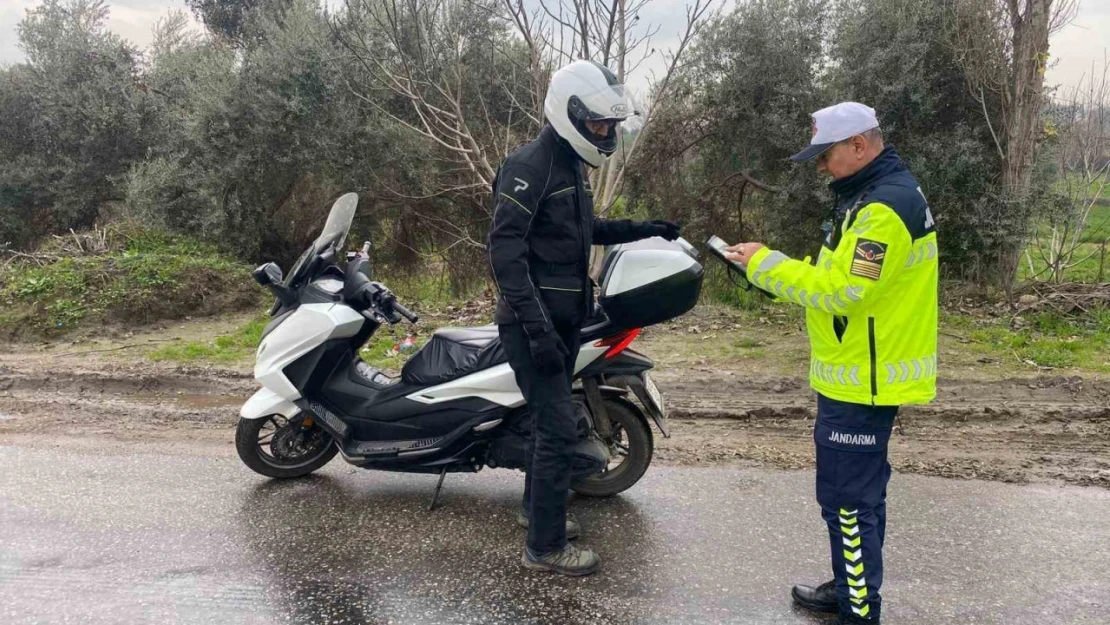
851,239,886,280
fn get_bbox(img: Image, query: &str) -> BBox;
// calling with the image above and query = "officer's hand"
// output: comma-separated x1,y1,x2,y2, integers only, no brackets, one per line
725,242,766,269
639,220,681,241
529,332,569,376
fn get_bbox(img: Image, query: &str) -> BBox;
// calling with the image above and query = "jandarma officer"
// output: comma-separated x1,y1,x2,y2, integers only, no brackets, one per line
727,102,938,624
487,60,680,577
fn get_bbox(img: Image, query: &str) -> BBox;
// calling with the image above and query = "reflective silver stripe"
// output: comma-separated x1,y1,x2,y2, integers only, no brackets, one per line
773,280,786,298
809,292,824,311
785,285,797,303
798,289,809,305
762,276,775,293
750,271,762,284
813,362,862,386
878,356,938,384
926,241,937,260
756,251,789,274
905,248,917,267
846,286,863,302
831,290,848,311
824,295,834,312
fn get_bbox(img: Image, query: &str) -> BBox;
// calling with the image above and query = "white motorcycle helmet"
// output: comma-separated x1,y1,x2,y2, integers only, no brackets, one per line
544,60,636,167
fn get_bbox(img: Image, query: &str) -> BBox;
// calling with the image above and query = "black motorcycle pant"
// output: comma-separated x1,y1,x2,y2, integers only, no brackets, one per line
499,322,582,555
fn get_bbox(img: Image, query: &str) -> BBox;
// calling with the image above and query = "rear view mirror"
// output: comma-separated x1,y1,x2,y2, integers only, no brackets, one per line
253,262,284,286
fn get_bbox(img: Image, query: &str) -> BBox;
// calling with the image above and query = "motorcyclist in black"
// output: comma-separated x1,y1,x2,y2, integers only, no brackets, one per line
488,60,680,576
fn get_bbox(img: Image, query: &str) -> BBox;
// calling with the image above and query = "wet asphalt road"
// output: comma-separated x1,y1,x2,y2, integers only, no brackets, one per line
1,445,1109,625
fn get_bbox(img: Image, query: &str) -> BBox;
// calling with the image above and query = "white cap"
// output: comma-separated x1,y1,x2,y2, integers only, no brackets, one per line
790,102,879,162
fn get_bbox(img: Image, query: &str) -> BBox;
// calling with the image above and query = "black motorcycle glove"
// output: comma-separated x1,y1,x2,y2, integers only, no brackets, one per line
529,331,569,376
635,220,681,241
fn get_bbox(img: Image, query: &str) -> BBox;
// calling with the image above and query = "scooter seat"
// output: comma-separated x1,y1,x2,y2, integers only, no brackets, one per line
432,325,499,347
401,327,506,386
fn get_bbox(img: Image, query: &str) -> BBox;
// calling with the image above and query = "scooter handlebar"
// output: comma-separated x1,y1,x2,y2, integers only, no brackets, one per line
391,300,419,324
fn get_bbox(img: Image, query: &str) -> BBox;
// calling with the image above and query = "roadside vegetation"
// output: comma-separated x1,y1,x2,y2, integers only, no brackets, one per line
0,225,260,340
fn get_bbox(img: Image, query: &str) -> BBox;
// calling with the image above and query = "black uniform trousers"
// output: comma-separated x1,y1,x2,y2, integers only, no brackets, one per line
498,322,582,555
814,394,898,622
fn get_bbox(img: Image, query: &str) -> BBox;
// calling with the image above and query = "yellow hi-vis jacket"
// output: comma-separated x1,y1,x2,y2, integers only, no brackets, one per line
745,147,938,406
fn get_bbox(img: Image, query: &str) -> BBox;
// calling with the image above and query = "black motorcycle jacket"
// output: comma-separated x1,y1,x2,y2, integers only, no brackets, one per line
488,124,648,338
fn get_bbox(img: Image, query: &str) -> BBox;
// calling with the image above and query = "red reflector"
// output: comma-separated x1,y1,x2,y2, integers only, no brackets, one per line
594,328,642,359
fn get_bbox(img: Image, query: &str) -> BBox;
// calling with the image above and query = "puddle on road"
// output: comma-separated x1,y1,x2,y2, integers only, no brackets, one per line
128,393,245,410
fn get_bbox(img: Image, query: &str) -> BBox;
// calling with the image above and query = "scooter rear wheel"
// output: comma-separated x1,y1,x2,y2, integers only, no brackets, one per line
236,414,338,479
571,398,653,497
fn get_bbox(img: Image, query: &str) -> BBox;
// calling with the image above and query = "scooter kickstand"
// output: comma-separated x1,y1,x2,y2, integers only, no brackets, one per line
428,467,448,511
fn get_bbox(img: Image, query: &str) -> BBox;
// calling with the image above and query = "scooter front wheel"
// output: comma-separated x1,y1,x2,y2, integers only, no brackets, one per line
235,414,338,479
571,398,653,497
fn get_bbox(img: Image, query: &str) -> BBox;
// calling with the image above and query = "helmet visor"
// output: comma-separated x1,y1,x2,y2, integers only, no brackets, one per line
567,84,640,156
568,84,635,122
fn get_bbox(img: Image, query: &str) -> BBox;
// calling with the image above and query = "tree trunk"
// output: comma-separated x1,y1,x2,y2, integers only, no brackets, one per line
617,0,626,80
998,0,1053,297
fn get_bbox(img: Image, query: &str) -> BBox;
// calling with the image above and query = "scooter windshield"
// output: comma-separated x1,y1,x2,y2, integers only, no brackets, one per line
316,193,358,252
283,193,358,288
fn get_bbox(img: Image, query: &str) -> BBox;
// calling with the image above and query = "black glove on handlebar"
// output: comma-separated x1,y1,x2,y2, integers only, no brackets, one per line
529,332,569,376
635,220,681,241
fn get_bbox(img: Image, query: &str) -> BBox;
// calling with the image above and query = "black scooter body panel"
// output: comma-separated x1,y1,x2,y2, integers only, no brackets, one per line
286,338,509,444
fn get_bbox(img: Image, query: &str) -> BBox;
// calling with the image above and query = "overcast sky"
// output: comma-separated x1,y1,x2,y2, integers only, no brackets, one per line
0,0,1106,98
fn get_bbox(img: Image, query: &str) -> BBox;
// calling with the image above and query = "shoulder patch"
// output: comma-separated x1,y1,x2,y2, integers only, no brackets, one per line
851,238,886,281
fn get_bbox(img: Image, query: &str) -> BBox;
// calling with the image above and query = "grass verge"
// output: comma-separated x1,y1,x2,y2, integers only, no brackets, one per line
147,316,269,364
0,227,261,340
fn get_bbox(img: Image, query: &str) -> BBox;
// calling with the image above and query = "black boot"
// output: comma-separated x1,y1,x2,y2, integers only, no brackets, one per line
791,579,838,614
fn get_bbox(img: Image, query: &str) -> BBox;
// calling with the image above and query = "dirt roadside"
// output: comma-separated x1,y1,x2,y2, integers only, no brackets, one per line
1,338,1107,488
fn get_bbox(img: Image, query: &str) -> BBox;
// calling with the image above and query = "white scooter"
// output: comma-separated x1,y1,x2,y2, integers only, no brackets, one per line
237,193,703,504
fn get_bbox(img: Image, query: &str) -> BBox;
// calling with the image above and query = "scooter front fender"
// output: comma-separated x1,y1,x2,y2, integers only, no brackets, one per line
241,387,301,420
